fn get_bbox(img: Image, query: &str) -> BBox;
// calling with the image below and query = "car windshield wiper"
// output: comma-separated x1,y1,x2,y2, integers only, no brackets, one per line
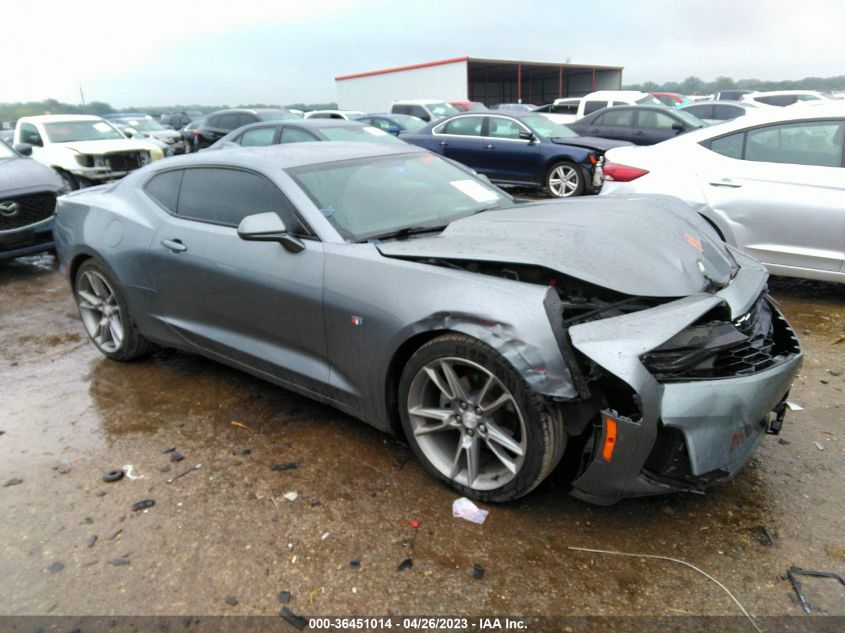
362,225,448,243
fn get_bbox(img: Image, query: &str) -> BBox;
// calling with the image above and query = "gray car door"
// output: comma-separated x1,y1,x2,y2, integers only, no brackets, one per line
147,167,329,392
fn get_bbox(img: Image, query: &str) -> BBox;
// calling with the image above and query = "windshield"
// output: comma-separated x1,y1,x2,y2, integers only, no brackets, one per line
0,140,15,159
393,115,426,131
674,110,708,128
288,152,514,241
464,102,486,112
44,120,124,143
320,126,405,144
258,111,300,122
429,102,460,117
519,114,578,138
121,118,167,132
636,95,664,106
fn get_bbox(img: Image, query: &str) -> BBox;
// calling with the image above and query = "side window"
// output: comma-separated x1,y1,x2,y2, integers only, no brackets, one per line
281,127,318,143
686,104,713,119
19,123,42,145
595,109,634,127
410,106,430,121
356,117,372,126
205,115,221,128
144,170,183,212
714,104,741,120
392,105,411,116
439,116,483,136
216,114,240,130
237,114,258,128
487,117,527,139
583,101,606,115
637,110,678,129
708,132,744,159
309,112,330,119
553,104,578,114
238,127,277,147
176,168,302,230
745,121,845,167
755,95,793,107
372,118,393,131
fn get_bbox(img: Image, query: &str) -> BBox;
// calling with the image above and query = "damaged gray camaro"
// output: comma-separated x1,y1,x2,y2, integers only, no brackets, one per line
54,142,802,504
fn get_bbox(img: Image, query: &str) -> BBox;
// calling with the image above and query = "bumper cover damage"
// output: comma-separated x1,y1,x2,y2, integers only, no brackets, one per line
567,263,803,505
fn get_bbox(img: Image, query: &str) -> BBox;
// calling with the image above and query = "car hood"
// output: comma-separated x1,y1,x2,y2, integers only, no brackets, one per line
59,139,157,155
376,195,736,297
146,130,181,140
0,156,63,194
551,136,633,151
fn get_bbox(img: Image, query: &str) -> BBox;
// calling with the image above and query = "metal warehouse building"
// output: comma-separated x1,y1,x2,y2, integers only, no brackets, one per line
335,56,623,112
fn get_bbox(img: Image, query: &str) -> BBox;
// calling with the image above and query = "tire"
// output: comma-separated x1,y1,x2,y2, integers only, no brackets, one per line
58,170,79,192
74,260,153,361
545,161,585,198
398,333,566,502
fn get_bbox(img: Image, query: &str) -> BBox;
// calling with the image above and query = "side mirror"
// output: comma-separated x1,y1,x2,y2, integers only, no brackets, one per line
387,125,401,136
237,212,304,253
518,131,536,142
672,122,685,132
124,127,139,137
14,143,33,156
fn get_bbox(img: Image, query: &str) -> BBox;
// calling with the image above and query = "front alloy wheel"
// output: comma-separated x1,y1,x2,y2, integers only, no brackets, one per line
545,162,584,198
399,334,566,502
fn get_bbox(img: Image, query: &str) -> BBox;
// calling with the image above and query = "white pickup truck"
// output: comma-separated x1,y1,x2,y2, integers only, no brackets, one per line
13,115,164,189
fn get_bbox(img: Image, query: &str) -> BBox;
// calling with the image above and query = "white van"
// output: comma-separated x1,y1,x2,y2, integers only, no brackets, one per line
567,91,663,120
534,98,580,124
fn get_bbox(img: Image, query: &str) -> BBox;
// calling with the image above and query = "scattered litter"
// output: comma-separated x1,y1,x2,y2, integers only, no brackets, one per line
402,540,413,548
87,535,97,548
833,336,844,345
235,448,252,456
778,438,791,445
108,529,123,541
786,401,804,411
55,459,72,474
397,558,413,572
749,526,774,547
225,596,238,606
83,517,93,524
568,546,761,633
787,566,845,614
0,430,5,436
159,465,171,473
282,492,298,502
102,469,124,483
410,519,420,529
272,462,298,472
3,478,23,487
162,447,176,454
230,420,250,430
287,543,293,550
660,505,675,516
350,559,361,569
122,465,144,480
280,607,307,630
452,497,489,524
352,587,357,594
131,499,155,512
472,563,485,580
108,558,130,566
814,442,825,451
166,463,202,484
291,555,297,563
320,532,330,541
828,369,842,377
48,561,65,574
309,498,321,507
277,591,291,604
170,451,185,463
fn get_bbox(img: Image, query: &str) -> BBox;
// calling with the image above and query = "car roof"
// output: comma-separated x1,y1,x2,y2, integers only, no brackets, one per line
208,108,292,115
150,141,426,171
746,90,827,97
106,112,148,119
583,90,651,99
232,119,369,132
682,100,754,108
18,114,111,124
391,99,450,105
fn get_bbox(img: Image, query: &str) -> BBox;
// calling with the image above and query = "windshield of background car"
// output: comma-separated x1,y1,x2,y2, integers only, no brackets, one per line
674,110,708,127
429,103,460,117
288,152,515,241
0,140,15,159
258,111,301,122
394,116,426,131
125,118,168,132
465,103,487,111
44,121,125,142
519,114,578,138
636,95,664,106
320,126,405,144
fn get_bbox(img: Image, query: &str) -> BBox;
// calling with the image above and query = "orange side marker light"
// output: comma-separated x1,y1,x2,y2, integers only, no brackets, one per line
602,417,618,462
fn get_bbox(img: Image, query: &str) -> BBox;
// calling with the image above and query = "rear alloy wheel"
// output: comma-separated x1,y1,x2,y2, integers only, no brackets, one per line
545,161,584,198
74,260,153,361
399,334,566,502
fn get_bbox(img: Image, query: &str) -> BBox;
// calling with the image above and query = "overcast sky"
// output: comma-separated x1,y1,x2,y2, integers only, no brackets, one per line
6,0,843,107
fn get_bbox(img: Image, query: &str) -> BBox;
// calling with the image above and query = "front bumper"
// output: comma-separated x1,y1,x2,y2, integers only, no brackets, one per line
0,217,55,260
567,263,803,504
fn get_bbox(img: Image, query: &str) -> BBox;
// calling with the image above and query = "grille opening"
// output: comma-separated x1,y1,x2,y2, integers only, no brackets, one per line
0,192,56,231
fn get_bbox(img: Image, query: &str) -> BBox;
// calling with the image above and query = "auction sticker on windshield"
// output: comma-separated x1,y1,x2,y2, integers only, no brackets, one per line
450,179,499,203
93,122,114,133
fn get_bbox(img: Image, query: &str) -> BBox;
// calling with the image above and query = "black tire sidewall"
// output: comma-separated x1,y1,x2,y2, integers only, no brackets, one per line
398,334,559,502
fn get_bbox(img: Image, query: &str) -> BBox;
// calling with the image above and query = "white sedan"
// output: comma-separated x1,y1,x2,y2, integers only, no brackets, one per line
600,104,845,283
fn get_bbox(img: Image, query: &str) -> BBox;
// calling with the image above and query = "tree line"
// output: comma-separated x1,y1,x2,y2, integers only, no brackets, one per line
624,75,845,96
0,100,339,124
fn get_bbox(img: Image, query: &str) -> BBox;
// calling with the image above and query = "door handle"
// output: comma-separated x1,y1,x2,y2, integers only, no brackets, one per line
589,128,600,134
161,238,187,253
439,140,448,147
484,144,495,150
708,179,743,188
634,131,645,135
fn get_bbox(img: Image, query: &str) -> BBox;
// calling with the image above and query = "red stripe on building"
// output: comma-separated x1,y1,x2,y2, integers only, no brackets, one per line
335,57,470,81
